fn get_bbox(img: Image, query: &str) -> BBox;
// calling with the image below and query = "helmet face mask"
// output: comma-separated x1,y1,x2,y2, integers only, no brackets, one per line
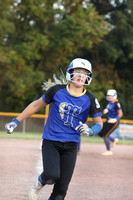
66,58,92,85
106,89,117,101
70,70,92,85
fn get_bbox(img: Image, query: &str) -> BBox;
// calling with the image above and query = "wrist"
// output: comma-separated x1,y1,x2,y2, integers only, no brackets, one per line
86,127,94,136
91,123,102,135
12,118,20,125
116,116,120,120
103,108,108,114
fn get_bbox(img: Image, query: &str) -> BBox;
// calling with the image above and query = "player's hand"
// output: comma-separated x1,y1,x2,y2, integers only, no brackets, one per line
75,122,94,136
5,119,20,134
103,108,108,115
107,118,117,123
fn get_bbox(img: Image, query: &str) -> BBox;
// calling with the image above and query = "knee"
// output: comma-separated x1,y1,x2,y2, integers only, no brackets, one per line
54,194,65,200
51,192,66,200
104,135,108,140
41,172,60,185
46,176,59,185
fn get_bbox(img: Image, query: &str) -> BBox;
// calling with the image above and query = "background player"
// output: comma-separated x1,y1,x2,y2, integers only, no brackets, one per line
5,58,103,200
98,89,123,155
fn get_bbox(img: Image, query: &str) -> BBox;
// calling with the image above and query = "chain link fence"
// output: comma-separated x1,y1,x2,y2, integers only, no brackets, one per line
0,112,133,139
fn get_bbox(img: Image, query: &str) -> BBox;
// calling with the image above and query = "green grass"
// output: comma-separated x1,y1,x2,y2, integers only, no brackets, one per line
0,132,133,145
0,132,42,140
81,135,133,145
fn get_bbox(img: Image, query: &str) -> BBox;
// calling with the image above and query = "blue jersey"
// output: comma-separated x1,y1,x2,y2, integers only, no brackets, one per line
107,100,122,119
42,84,102,142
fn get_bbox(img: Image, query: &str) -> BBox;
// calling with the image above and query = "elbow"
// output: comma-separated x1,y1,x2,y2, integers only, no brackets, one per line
119,110,123,118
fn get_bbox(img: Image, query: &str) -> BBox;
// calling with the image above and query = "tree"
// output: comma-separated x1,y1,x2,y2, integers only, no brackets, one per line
89,0,133,118
0,0,109,112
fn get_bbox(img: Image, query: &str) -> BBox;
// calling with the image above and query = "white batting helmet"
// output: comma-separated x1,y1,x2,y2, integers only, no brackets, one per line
66,58,92,85
106,89,117,101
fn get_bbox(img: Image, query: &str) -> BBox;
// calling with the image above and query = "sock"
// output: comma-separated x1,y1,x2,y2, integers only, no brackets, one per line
104,138,111,151
38,175,44,185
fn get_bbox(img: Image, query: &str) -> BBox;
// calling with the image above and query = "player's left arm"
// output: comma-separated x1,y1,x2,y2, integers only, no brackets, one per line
91,116,103,135
92,116,103,127
116,101,123,120
76,94,103,136
117,108,123,119
76,116,103,136
88,96,103,135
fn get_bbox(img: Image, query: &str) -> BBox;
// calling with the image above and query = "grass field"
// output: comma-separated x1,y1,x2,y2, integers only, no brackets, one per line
0,131,133,145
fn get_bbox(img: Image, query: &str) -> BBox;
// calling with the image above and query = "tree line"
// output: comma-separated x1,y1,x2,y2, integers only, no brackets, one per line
0,0,132,119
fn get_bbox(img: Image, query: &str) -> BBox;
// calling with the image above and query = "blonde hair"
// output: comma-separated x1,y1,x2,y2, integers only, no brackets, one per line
42,70,67,91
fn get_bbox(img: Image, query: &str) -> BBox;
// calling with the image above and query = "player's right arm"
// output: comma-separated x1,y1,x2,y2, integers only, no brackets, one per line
5,97,47,134
103,108,108,114
17,97,47,122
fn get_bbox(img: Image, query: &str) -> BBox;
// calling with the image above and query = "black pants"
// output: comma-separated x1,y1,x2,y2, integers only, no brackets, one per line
98,120,119,139
41,139,78,200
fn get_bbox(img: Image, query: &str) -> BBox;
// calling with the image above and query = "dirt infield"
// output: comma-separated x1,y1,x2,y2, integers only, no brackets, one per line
0,138,133,200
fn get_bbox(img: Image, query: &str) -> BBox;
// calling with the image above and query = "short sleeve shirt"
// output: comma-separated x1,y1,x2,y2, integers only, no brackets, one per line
107,100,122,118
42,84,102,142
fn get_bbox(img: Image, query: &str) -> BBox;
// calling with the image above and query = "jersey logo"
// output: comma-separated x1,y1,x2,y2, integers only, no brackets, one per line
59,102,82,127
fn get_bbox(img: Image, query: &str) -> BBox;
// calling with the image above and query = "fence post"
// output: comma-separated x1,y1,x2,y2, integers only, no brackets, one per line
22,119,26,134
44,78,51,126
44,105,50,126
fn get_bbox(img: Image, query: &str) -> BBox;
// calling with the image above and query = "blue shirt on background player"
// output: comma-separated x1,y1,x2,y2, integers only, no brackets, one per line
5,58,103,200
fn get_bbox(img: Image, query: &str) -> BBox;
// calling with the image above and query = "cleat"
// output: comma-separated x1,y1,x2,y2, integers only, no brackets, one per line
29,177,44,200
102,151,113,156
112,138,119,147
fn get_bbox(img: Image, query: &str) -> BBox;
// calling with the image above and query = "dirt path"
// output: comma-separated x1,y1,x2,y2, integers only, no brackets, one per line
0,138,133,200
